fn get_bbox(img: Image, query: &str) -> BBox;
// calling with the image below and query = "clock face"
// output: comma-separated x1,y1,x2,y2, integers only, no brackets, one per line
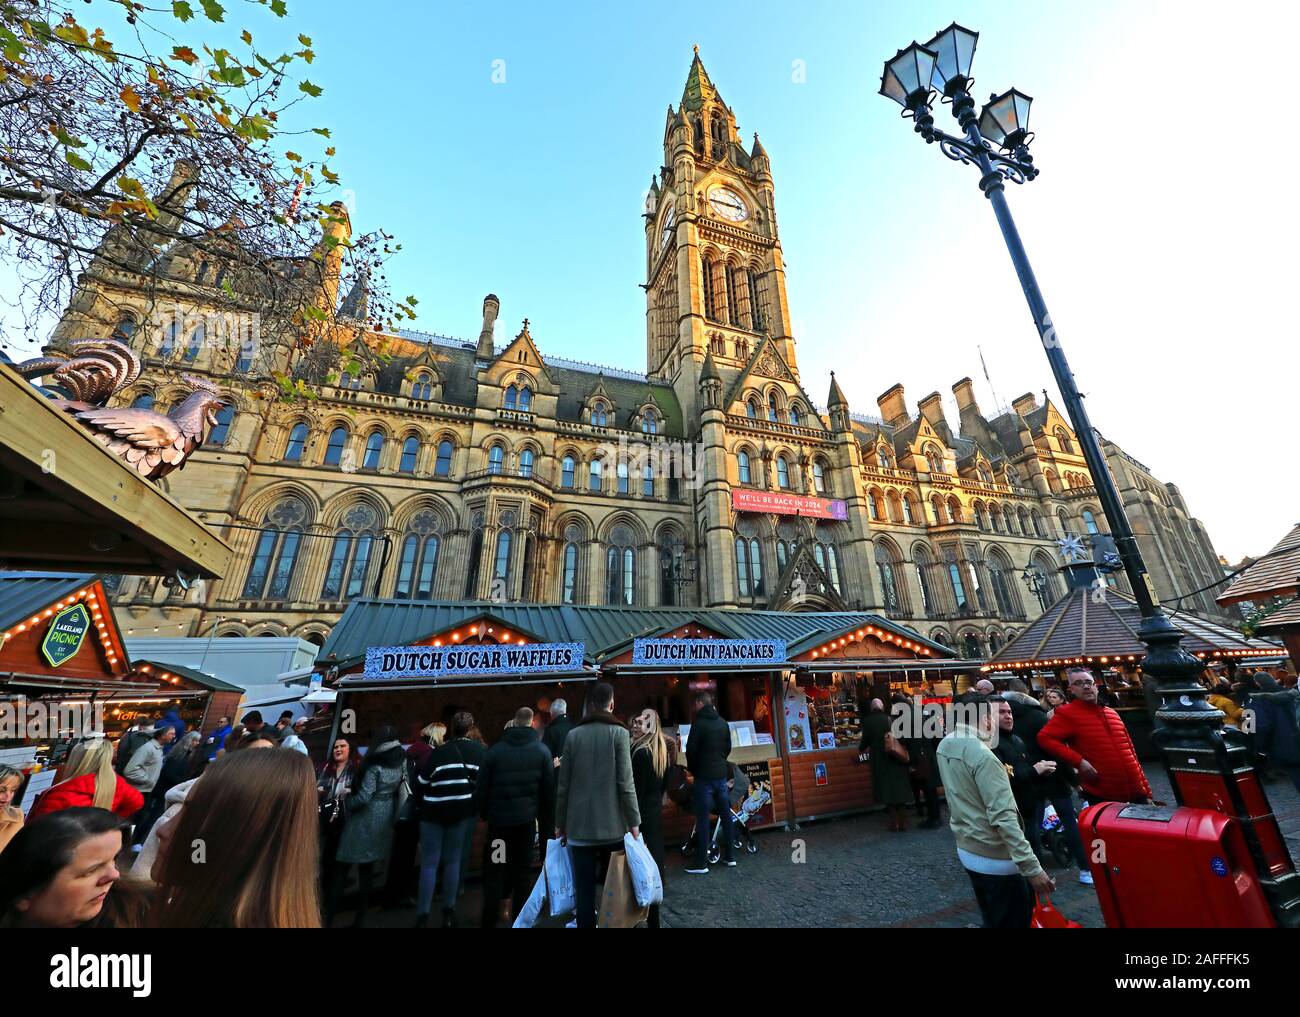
709,187,747,222
659,206,676,250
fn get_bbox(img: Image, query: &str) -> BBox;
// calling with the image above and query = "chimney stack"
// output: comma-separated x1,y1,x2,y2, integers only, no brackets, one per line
876,383,909,427
917,391,947,431
952,377,978,414
477,294,500,360
1011,391,1038,417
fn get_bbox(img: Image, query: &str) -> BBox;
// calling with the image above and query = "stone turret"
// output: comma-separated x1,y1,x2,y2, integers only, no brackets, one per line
827,372,850,432
313,200,351,314
477,293,500,360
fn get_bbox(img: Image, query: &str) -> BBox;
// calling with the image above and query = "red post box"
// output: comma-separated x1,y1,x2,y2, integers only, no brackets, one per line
1079,802,1276,928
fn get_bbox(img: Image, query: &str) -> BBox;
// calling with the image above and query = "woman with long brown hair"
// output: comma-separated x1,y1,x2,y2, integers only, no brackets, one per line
149,748,320,928
630,707,670,929
26,739,144,822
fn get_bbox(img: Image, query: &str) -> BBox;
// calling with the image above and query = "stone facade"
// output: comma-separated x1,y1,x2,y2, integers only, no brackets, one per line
52,54,1233,655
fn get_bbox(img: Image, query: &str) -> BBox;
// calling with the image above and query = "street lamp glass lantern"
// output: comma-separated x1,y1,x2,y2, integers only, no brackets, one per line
925,23,979,97
979,88,1034,150
879,43,937,110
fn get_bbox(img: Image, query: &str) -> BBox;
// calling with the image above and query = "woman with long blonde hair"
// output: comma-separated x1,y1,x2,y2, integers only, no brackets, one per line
26,739,144,822
630,708,670,929
150,748,320,927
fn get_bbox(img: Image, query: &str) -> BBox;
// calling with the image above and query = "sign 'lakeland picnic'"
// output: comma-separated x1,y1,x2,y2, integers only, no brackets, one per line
632,638,788,667
363,642,585,681
41,603,91,668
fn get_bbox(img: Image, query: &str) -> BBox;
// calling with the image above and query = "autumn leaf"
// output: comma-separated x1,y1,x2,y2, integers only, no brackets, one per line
119,85,141,112
298,34,312,47
312,127,331,137
298,79,322,97
64,150,92,172
241,30,253,45
172,1,194,22
200,0,225,22
171,45,199,64
285,150,302,162
270,0,288,15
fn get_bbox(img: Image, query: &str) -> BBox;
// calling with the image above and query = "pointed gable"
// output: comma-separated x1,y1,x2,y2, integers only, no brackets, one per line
491,319,555,384
722,333,821,427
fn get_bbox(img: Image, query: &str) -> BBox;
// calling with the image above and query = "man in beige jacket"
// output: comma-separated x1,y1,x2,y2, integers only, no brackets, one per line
936,693,1055,928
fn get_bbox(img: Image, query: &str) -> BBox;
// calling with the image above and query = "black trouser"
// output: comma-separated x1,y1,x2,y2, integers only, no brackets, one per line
131,790,165,845
324,860,375,928
382,818,421,907
570,842,618,930
911,776,941,823
480,822,535,928
965,869,1032,929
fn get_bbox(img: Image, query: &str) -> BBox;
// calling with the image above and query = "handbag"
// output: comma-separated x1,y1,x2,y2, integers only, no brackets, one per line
884,733,910,764
394,760,414,824
1031,892,1083,929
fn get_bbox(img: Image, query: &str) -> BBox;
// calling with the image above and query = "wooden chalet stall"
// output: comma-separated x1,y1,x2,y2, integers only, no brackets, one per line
0,573,158,809
985,563,1284,760
317,600,956,849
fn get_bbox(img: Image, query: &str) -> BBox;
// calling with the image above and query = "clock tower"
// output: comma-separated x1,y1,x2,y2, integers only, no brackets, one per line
645,49,799,428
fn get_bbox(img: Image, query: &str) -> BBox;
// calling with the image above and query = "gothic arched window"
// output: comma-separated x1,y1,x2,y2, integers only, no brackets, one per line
395,511,441,600
207,404,235,447
412,373,433,400
399,436,420,474
159,319,179,358
519,448,534,478
589,458,603,492
776,456,791,490
591,401,608,427
737,450,752,485
561,525,583,604
321,503,379,601
433,440,453,477
183,324,204,363
488,444,505,475
363,431,384,470
284,423,308,462
242,498,307,600
606,524,636,605
518,386,532,411
323,426,348,466
561,454,576,489
876,543,902,612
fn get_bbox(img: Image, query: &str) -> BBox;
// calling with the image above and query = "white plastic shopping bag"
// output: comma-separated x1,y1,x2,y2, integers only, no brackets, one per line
512,870,547,929
1041,802,1061,831
623,831,663,907
544,838,576,917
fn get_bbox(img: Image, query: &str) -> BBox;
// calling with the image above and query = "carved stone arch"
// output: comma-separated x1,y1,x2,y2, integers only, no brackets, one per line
238,481,322,525
391,493,455,533
319,490,389,531
598,511,649,547
214,621,250,638
553,509,594,541
248,622,290,638
293,623,331,647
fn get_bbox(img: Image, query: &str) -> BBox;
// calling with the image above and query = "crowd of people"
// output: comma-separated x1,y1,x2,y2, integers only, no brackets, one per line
1,661,1294,930
0,684,751,929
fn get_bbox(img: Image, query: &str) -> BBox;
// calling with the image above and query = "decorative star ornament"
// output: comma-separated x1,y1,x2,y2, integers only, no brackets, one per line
1056,534,1088,564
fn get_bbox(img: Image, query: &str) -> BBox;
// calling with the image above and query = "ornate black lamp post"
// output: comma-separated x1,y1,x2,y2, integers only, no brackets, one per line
881,24,1300,925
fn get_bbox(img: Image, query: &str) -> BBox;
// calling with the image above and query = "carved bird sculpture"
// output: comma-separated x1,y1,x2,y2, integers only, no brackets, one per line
16,339,230,480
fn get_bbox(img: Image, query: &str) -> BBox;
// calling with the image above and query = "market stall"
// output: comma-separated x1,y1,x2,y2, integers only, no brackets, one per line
0,573,158,809
984,563,1284,760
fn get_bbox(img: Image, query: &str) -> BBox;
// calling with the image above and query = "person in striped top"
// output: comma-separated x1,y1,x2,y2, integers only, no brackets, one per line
413,710,487,928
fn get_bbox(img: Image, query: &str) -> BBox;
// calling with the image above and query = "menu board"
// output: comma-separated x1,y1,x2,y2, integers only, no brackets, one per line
783,682,812,753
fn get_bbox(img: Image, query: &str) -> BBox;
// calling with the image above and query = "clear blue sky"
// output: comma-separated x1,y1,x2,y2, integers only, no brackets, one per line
14,1,1298,562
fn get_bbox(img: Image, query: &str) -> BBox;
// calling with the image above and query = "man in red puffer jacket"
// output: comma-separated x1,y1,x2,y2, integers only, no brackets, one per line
1037,669,1152,805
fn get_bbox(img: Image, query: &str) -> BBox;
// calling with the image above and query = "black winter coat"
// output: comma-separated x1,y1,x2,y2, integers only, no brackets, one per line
542,715,574,760
631,744,668,867
1006,693,1072,798
477,726,555,829
992,729,1040,821
415,737,487,824
686,706,732,781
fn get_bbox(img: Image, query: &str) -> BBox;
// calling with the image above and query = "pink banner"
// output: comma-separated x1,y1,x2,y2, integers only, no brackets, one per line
731,488,848,520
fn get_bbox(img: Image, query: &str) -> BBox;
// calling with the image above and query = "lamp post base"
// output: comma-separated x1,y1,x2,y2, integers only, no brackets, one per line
1144,611,1300,928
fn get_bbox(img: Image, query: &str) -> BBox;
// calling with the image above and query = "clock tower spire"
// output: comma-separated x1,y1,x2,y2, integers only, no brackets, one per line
645,50,799,429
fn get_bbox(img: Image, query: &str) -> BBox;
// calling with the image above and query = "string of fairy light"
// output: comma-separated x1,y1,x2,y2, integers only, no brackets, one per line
0,583,121,668
981,647,1280,673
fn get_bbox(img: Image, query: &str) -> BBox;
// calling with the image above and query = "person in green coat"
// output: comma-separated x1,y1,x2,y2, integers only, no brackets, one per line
859,698,913,831
325,725,404,928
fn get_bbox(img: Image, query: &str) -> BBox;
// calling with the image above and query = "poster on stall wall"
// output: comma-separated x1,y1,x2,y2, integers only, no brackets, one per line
737,760,775,828
783,682,812,753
